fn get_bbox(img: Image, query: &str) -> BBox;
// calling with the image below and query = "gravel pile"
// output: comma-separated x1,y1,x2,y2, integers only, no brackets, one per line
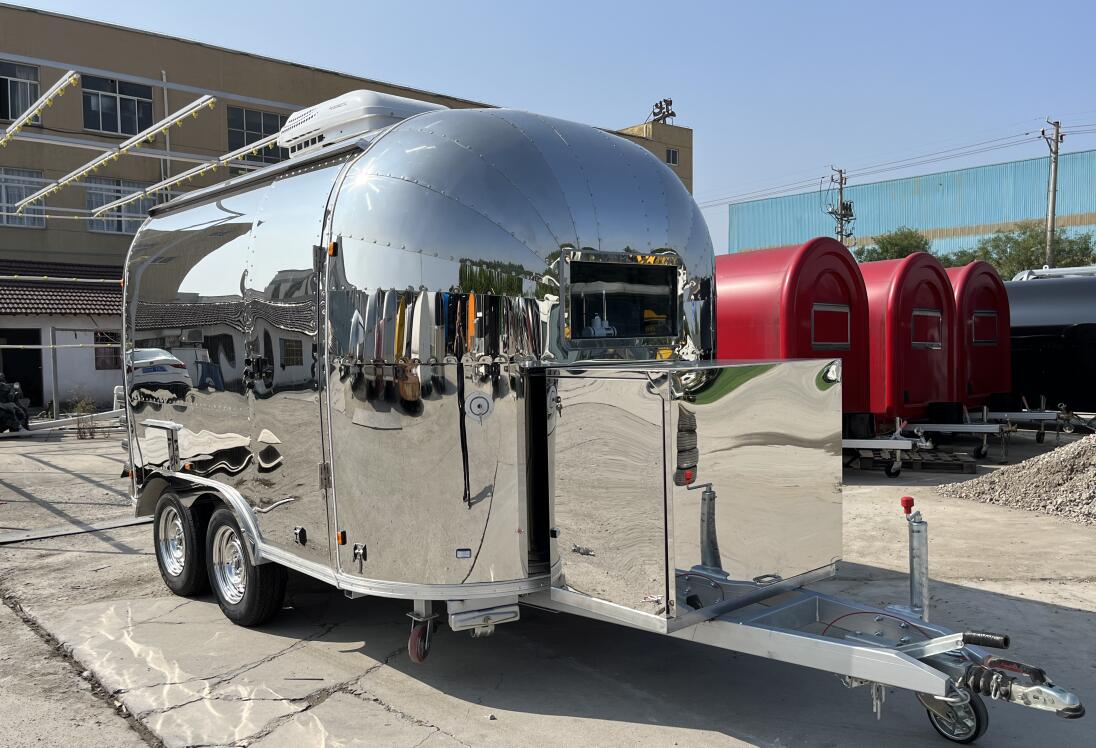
938,434,1096,525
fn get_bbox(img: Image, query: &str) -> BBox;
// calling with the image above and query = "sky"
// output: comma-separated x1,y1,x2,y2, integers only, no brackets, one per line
16,0,1096,250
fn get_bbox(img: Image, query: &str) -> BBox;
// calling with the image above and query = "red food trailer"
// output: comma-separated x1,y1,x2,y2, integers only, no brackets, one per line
715,237,871,416
860,253,956,424
946,261,1011,408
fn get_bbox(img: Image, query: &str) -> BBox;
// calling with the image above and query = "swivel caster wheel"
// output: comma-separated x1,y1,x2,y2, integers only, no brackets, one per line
1035,429,1046,444
972,443,988,459
885,462,902,479
408,620,435,664
918,691,988,744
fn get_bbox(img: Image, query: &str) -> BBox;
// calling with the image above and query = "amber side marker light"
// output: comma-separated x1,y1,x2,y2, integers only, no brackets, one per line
328,241,339,257
336,530,347,545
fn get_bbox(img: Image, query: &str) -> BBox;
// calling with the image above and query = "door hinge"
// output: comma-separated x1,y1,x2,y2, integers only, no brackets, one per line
318,461,331,489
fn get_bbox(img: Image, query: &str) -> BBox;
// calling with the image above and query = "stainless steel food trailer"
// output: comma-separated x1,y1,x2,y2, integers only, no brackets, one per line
123,91,1082,743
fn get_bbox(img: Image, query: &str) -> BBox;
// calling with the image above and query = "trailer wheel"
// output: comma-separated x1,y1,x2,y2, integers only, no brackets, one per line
921,691,988,744
408,620,433,664
154,494,208,596
205,507,286,627
885,462,902,479
972,443,988,459
1035,429,1046,444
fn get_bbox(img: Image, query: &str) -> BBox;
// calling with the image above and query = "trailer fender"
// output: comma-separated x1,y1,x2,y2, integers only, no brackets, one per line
137,472,264,565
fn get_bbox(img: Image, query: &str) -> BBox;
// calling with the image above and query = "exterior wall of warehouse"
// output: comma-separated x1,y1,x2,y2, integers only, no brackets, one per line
726,149,1096,255
0,4,694,268
0,314,122,408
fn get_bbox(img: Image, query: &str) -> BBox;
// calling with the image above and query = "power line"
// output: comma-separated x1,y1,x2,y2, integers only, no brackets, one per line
703,129,1046,208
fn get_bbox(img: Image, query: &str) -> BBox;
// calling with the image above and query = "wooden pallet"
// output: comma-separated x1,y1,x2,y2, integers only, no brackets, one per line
848,447,977,474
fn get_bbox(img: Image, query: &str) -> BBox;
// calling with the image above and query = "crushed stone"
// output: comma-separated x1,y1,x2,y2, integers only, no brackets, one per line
938,434,1096,525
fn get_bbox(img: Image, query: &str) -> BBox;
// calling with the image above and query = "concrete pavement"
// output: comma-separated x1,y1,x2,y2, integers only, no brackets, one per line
0,433,1092,747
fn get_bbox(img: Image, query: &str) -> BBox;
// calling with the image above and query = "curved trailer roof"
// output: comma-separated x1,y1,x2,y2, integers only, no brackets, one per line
860,253,956,422
946,262,1011,408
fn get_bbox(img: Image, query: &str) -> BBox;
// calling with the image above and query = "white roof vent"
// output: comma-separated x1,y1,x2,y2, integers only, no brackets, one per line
278,90,447,158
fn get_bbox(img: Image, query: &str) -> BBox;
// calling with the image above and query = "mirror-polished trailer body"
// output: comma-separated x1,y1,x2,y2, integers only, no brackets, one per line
123,104,1081,742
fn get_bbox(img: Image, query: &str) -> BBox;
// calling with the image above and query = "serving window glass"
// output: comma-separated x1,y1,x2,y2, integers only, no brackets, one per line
565,254,679,344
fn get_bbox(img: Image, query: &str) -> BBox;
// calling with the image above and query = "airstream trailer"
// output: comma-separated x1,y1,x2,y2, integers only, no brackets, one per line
123,91,1082,742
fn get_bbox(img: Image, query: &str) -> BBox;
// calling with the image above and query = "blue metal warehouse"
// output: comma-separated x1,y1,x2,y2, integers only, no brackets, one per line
727,149,1096,255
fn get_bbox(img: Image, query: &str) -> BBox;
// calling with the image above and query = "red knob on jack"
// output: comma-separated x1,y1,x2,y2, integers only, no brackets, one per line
900,496,915,515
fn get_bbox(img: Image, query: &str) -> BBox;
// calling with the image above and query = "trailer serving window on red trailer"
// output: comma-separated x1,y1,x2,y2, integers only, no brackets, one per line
911,309,943,350
972,310,998,345
810,303,851,349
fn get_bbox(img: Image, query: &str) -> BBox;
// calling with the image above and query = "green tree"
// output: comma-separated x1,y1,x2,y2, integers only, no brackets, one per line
940,221,1095,279
853,226,932,262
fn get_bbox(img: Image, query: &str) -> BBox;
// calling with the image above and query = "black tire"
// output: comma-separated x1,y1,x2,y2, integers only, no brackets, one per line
678,408,697,431
885,462,902,479
922,692,988,744
677,431,698,451
676,447,700,468
205,507,286,626
154,494,208,597
972,443,988,459
1035,429,1046,444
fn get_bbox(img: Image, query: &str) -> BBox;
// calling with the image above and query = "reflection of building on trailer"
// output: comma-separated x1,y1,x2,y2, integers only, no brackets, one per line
123,93,1083,744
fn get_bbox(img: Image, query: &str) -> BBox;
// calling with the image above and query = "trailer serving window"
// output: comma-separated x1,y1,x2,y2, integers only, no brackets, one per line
810,303,851,350
566,257,679,342
911,308,943,350
972,310,998,345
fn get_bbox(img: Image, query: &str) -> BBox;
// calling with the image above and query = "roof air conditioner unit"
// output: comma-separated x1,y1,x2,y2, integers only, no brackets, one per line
278,90,448,158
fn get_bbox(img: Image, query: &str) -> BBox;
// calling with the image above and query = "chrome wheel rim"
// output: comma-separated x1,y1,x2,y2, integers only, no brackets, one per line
212,525,247,604
157,506,186,577
929,701,978,740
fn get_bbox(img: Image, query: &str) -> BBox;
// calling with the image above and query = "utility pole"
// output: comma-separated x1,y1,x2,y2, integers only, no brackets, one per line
827,167,854,245
1042,119,1065,268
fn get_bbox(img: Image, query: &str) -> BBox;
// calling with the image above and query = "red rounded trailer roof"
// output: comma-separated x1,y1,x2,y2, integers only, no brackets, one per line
859,253,956,423
715,237,870,413
945,261,1011,407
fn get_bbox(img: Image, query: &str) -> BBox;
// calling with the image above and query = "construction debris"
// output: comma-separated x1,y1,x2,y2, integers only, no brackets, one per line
938,434,1096,524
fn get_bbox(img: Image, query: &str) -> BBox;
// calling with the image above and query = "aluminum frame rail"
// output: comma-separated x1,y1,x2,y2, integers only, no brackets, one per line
15,95,217,212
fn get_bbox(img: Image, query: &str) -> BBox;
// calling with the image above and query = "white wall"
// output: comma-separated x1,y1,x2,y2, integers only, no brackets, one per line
0,315,123,409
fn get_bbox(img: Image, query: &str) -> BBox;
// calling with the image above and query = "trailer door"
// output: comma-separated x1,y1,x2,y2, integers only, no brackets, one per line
243,158,346,568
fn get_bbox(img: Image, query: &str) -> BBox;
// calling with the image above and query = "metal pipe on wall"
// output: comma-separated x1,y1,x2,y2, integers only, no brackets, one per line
49,326,59,421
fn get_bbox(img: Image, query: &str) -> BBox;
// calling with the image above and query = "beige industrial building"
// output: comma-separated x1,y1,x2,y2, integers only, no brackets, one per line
0,4,693,410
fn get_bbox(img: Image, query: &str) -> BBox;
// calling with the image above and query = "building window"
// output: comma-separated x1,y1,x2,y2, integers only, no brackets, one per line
86,177,153,233
82,75,153,135
228,106,288,163
0,168,45,227
665,148,679,166
0,62,39,122
94,331,122,370
279,338,303,368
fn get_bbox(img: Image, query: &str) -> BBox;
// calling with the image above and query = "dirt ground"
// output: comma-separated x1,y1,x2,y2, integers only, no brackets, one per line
0,430,1092,747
